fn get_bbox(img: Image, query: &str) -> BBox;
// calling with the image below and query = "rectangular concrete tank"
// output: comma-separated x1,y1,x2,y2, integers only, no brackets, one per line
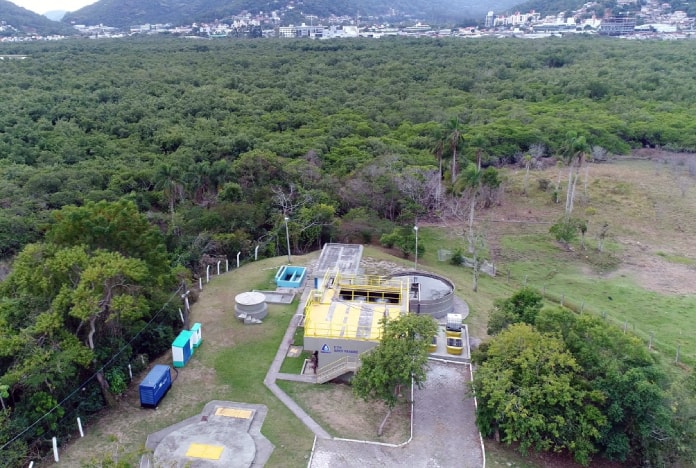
139,364,172,407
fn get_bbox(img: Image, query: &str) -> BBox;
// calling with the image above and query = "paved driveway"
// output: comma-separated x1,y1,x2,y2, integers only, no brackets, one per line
309,361,484,468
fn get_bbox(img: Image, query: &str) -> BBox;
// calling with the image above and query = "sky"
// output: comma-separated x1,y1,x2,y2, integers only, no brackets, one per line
10,0,98,15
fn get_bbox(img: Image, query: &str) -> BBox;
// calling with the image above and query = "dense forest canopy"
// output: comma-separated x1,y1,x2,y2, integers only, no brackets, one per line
1,37,695,262
0,35,695,466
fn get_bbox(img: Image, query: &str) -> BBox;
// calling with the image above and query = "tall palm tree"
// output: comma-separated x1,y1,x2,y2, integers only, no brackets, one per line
154,163,184,226
431,128,445,206
561,131,590,219
445,118,464,185
459,163,483,253
523,153,533,195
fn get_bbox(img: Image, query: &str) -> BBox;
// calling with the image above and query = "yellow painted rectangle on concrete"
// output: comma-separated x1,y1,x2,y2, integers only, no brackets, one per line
215,407,252,419
186,443,224,460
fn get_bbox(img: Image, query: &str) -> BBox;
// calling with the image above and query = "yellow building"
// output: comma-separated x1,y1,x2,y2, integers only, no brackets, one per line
303,269,410,382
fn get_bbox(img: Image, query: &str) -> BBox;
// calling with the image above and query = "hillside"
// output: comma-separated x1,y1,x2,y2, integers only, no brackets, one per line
61,0,522,28
513,0,696,17
0,0,76,35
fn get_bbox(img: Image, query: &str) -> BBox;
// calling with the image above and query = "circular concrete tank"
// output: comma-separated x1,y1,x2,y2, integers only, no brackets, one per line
235,291,268,321
389,272,455,319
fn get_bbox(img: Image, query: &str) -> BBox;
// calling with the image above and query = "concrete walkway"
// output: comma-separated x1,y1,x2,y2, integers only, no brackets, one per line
262,281,331,440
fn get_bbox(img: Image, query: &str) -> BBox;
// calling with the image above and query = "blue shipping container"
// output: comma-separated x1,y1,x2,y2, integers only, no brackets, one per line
139,364,172,407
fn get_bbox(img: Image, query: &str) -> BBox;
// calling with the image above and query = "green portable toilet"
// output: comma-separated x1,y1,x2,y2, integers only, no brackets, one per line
190,322,202,348
172,330,193,368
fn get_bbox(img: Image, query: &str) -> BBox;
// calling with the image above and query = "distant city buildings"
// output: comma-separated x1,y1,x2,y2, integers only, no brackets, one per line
1,1,694,42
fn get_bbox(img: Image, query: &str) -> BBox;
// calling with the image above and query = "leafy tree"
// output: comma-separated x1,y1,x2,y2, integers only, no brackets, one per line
379,226,423,259
487,287,544,335
664,372,696,466
534,307,677,466
0,200,176,462
353,314,437,435
47,200,172,283
550,217,578,247
473,323,606,466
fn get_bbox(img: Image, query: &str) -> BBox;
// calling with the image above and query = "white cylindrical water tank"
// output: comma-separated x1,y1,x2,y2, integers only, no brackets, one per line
235,291,268,321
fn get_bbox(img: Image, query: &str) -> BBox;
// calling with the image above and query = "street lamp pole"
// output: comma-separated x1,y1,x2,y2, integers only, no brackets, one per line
284,216,292,264
413,225,419,269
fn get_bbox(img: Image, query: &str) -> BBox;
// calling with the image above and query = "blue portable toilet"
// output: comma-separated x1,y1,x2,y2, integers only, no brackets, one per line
190,322,202,348
172,330,193,367
139,364,172,407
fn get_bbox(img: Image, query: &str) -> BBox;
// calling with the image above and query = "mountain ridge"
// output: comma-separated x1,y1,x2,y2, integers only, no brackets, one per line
0,0,77,35
61,0,523,29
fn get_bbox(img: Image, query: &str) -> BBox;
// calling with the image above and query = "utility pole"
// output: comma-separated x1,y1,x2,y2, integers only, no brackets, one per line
284,216,292,264
414,225,419,269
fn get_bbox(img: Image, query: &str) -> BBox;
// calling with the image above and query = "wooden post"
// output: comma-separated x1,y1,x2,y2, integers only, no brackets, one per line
52,437,59,462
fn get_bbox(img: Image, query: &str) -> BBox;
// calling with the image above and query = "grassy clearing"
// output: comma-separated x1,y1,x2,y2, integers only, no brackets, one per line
276,380,410,444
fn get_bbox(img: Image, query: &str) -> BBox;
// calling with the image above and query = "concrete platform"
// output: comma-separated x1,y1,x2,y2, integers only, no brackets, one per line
141,401,274,468
429,324,471,362
253,289,296,304
313,243,363,276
